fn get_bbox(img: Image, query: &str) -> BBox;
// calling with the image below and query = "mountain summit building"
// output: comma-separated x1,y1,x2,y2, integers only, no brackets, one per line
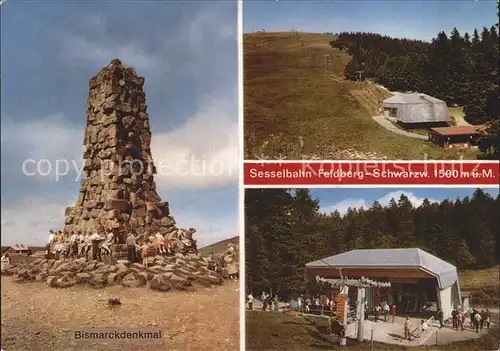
305,248,461,319
382,93,450,125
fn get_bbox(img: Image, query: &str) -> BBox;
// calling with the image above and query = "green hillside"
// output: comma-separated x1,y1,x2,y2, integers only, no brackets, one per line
199,236,239,258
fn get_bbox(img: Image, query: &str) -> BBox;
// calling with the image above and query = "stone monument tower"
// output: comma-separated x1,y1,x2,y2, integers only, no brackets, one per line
63,59,176,243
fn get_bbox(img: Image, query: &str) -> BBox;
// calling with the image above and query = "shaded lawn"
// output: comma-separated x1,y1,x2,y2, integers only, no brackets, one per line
459,266,500,306
246,311,499,351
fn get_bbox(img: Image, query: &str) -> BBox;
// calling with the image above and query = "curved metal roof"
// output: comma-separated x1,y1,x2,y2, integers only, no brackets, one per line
383,93,445,105
305,248,458,289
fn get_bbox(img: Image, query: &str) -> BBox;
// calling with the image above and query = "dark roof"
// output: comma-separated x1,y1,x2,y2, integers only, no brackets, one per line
11,245,31,251
430,126,481,136
305,248,458,290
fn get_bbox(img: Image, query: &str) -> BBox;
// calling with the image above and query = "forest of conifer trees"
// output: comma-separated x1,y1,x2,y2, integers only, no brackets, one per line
245,189,499,297
329,3,499,159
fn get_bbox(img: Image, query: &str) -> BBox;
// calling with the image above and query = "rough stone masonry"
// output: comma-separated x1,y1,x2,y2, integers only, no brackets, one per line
63,59,178,243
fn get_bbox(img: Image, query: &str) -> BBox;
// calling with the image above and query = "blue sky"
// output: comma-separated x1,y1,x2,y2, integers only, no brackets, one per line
244,1,498,40
1,1,238,247
315,188,500,215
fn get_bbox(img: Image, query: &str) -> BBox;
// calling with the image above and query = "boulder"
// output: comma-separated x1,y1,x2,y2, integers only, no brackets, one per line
107,265,119,273
197,277,212,287
131,263,145,271
35,272,48,281
149,274,172,292
176,268,196,280
76,272,92,284
121,273,146,288
147,265,166,274
163,265,176,272
207,275,223,285
90,272,107,288
16,269,29,279
115,263,129,272
57,275,78,288
138,271,153,281
47,276,59,287
107,273,121,285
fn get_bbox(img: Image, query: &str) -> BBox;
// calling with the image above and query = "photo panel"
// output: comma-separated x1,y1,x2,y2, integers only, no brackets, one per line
1,1,239,350
243,1,499,161
244,187,500,350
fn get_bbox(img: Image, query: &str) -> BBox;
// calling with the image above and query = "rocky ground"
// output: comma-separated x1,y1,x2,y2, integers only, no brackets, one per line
1,277,239,350
2,253,223,290
1,254,239,350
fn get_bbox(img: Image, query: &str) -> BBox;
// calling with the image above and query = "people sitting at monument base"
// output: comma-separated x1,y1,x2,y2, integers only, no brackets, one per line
41,226,235,281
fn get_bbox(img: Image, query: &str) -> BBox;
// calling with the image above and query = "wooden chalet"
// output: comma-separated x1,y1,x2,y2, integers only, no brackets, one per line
428,125,485,148
7,244,32,256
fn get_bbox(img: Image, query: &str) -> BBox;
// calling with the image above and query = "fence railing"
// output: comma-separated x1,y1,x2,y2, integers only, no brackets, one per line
410,316,435,339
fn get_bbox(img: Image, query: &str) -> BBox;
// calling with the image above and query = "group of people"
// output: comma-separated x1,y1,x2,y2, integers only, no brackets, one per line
292,294,339,314
367,302,395,323
451,307,491,333
46,229,136,261
206,242,239,279
45,227,197,264
246,292,279,312
45,230,97,259
402,317,431,341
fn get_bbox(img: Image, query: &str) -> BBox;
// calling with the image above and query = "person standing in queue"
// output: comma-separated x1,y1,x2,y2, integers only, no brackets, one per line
437,308,444,329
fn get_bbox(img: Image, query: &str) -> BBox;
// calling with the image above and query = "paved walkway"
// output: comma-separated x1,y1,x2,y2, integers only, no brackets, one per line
421,325,483,345
345,316,486,347
372,115,428,140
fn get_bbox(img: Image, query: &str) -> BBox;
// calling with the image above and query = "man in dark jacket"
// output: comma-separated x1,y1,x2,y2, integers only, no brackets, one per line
451,308,458,329
437,309,444,328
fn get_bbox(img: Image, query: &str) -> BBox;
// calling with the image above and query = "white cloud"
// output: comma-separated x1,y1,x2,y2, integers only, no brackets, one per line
187,9,235,51
376,191,437,208
1,93,237,190
0,197,73,246
1,114,84,182
319,191,438,216
320,199,368,216
60,35,161,73
0,195,236,248
151,95,238,190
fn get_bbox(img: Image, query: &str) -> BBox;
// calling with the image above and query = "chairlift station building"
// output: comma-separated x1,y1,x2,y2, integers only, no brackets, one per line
382,93,450,124
305,248,461,319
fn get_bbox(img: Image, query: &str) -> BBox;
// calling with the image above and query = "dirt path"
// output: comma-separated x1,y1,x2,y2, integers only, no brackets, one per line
1,277,239,351
453,113,473,127
372,115,429,140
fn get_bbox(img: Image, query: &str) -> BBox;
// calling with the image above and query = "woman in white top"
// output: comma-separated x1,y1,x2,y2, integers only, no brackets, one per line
247,293,254,310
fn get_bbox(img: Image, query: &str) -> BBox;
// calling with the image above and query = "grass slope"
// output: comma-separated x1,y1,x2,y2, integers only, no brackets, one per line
459,266,500,306
199,236,239,258
244,32,478,160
